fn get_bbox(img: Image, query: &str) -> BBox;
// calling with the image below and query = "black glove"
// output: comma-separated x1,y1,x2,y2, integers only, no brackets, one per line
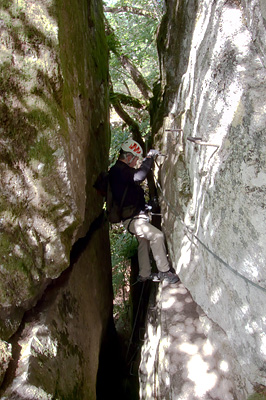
147,149,160,158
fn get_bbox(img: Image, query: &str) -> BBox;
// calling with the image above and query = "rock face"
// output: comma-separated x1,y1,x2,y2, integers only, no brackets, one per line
2,0,266,398
0,0,112,397
144,0,266,398
0,0,109,336
140,283,241,400
1,222,114,399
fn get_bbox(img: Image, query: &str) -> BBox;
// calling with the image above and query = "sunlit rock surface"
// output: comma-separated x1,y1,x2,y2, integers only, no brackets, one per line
0,340,11,386
140,283,242,399
0,0,109,338
0,0,111,396
1,225,113,399
146,0,266,398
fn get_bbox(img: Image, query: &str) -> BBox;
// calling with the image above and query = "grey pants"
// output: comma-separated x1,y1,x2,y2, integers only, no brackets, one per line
123,214,170,277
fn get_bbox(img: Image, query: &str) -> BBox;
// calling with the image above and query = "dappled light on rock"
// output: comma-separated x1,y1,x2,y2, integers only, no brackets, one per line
139,284,235,400
0,0,266,398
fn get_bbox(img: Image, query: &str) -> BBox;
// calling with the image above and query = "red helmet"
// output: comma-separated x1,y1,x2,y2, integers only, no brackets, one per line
121,139,143,157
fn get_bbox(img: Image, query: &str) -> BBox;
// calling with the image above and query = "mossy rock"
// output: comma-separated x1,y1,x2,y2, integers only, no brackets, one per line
248,386,266,400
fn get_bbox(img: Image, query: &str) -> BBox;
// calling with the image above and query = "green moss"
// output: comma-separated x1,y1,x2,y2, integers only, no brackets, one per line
0,192,27,220
28,136,55,173
1,0,12,9
0,75,56,166
0,0,109,347
0,231,12,254
23,20,54,50
27,109,53,130
0,1,66,166
0,62,23,97
248,386,266,400
54,381,90,400
0,230,34,273
60,80,75,120
88,2,108,81
57,0,108,105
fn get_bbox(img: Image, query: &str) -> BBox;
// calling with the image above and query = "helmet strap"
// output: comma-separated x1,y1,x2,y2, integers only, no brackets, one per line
125,153,134,164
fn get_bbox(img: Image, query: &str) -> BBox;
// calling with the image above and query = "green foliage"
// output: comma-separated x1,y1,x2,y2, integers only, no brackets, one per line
105,0,162,150
109,114,151,161
106,0,162,326
106,0,161,95
106,30,120,55
110,225,138,266
110,225,138,321
109,124,130,165
1,0,12,9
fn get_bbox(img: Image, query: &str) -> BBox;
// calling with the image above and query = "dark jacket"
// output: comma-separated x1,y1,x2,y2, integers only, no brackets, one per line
109,157,153,219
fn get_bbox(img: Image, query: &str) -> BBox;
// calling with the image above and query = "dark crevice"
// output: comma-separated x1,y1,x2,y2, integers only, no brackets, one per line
0,209,152,399
69,211,106,265
0,211,109,396
97,249,157,400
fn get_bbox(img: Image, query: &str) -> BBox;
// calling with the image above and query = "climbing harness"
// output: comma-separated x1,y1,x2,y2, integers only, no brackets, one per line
125,213,150,235
153,160,266,294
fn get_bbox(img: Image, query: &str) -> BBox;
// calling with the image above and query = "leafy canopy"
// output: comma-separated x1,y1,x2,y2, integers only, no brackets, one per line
105,0,162,92
104,0,163,157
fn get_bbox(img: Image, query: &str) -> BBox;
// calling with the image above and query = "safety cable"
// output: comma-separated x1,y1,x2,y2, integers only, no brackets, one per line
125,160,266,367
153,166,266,294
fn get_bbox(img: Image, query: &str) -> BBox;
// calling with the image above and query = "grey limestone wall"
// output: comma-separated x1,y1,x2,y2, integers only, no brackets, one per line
151,0,266,397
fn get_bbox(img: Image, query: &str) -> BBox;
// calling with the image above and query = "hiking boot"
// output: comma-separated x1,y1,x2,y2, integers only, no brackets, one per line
150,273,160,282
137,273,160,283
158,270,180,284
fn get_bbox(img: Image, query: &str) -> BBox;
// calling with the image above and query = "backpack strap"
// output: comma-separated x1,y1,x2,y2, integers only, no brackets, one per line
120,185,129,210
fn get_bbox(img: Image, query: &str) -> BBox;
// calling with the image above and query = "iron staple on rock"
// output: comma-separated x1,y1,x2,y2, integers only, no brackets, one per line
187,136,219,147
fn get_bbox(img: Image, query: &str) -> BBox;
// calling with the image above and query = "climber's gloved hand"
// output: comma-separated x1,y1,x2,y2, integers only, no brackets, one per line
147,149,160,158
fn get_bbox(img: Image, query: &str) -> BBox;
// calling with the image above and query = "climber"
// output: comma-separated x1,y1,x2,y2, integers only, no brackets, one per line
109,138,180,284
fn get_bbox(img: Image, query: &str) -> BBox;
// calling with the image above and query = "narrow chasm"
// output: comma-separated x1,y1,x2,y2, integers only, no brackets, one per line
1,0,266,399
0,214,129,399
103,213,167,399
97,253,159,400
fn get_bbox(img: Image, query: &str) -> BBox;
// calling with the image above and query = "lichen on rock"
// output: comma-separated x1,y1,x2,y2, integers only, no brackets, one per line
0,3,110,396
0,339,12,386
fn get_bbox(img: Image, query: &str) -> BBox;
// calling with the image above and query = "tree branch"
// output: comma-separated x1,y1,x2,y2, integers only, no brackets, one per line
119,54,152,100
105,18,153,99
110,92,145,109
104,6,157,20
110,87,145,151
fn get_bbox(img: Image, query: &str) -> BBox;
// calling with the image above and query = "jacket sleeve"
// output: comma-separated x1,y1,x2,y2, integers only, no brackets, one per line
133,157,154,182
